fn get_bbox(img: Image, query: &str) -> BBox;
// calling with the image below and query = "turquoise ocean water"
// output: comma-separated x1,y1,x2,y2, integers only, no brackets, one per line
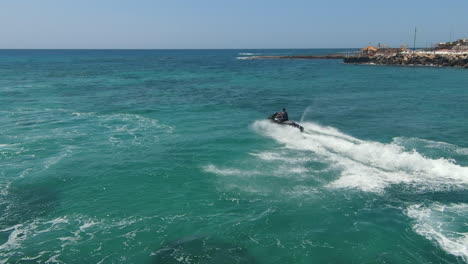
0,49,467,263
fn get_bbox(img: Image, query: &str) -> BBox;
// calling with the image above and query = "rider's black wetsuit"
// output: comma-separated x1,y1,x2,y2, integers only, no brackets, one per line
279,112,288,121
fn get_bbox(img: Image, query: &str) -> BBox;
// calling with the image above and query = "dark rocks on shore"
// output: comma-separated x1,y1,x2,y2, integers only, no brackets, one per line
343,53,468,68
341,56,371,63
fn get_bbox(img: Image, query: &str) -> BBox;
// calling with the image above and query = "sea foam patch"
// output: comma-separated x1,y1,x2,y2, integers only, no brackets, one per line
406,203,468,262
0,215,158,263
253,120,468,193
71,112,174,146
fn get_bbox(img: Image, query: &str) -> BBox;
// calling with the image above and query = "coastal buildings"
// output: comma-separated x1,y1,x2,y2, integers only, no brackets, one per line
360,45,408,55
434,38,468,51
246,38,468,68
360,46,379,56
344,38,468,68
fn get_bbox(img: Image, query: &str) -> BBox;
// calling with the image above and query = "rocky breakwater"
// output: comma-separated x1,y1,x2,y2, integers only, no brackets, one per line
344,53,468,68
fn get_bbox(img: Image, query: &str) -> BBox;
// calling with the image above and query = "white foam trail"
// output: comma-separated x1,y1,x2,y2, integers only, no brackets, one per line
46,217,69,226
79,221,97,231
252,120,468,193
302,122,363,144
0,224,25,251
286,166,308,174
204,163,310,179
406,203,468,262
393,137,468,156
203,164,261,177
0,144,17,149
249,152,314,163
44,254,62,264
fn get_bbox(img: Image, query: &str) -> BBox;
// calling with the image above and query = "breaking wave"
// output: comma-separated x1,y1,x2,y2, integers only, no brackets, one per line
252,120,468,193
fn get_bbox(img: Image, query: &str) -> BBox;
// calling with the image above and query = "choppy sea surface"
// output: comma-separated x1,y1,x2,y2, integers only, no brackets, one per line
0,49,467,264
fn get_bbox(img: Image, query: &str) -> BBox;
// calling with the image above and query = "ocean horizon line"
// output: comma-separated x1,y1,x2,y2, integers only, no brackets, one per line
0,47,360,51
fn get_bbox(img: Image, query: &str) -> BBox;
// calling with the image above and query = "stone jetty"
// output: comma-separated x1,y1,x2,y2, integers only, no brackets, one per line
243,51,468,68
344,53,468,68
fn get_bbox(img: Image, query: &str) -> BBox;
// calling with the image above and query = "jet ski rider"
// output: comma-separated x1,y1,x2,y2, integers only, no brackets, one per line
276,108,289,122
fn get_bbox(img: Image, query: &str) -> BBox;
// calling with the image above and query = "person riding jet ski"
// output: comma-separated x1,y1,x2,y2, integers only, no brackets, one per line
276,108,289,122
268,108,304,132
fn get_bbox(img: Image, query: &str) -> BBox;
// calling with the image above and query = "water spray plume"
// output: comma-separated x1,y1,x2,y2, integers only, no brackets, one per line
300,106,314,123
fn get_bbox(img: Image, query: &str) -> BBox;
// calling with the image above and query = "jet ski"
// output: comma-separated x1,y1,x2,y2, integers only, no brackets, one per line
268,113,304,132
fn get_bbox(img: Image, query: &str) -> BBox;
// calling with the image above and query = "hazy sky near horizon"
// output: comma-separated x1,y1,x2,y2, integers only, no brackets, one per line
1,0,468,49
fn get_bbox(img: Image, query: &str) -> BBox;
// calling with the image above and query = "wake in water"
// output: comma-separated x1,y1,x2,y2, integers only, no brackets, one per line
252,120,468,194
253,120,468,261
203,120,468,261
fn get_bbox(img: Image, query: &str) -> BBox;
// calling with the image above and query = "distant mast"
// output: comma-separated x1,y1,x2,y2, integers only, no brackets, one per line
413,27,417,54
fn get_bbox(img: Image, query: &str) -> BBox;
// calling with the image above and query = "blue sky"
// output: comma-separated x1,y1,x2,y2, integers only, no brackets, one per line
1,0,468,49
